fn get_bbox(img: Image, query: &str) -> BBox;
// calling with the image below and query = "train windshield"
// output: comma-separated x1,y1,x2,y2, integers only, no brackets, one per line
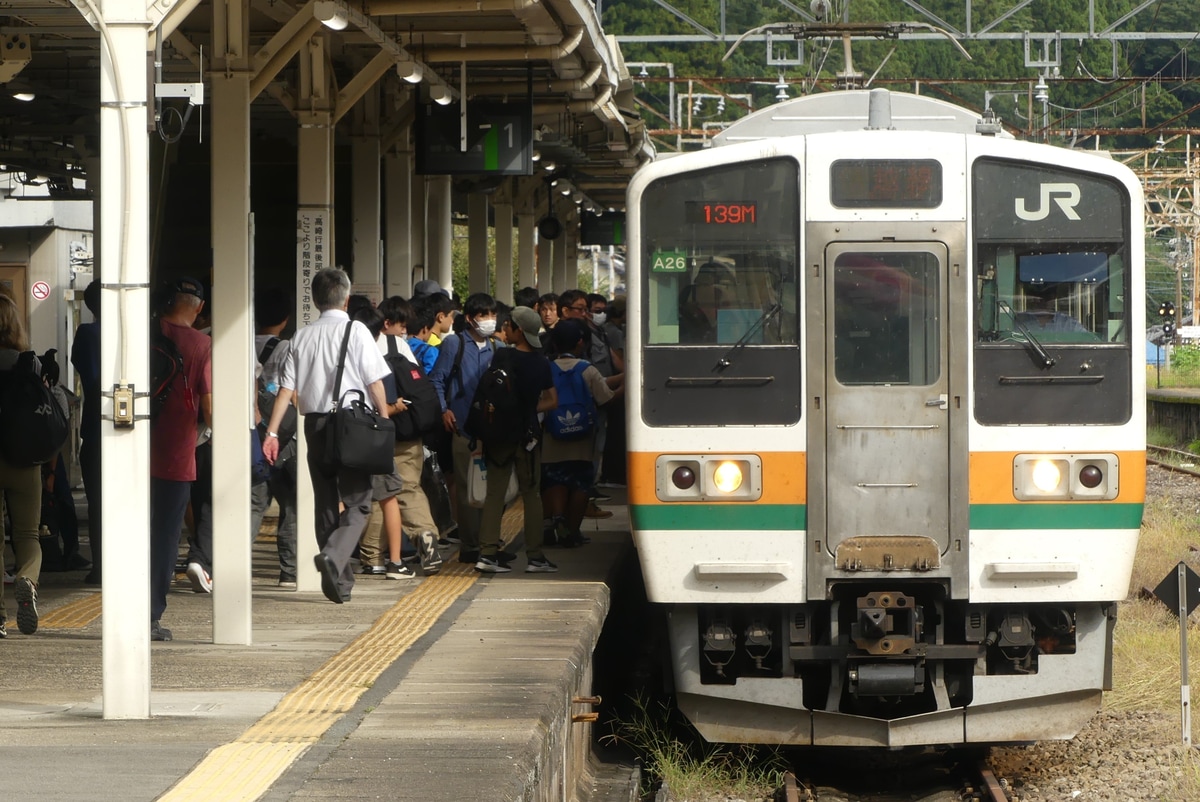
972,157,1132,425
640,158,799,346
972,159,1130,346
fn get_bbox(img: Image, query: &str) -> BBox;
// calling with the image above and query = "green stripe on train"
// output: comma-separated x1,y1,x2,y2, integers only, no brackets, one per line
969,503,1144,529
631,504,806,530
630,503,1142,531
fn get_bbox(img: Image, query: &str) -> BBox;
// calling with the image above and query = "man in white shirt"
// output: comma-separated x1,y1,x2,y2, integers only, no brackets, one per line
262,268,391,604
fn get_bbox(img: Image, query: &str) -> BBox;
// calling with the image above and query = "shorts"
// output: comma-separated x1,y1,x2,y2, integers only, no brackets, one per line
370,468,402,503
540,460,594,494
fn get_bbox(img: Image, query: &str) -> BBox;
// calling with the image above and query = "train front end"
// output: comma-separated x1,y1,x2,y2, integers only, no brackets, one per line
625,90,1144,747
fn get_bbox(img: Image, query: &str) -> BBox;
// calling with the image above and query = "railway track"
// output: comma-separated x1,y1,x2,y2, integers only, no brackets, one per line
773,757,1012,802
1146,444,1200,478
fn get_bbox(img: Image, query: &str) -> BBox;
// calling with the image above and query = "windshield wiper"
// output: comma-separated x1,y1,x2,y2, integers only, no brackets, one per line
713,302,783,371
998,300,1056,368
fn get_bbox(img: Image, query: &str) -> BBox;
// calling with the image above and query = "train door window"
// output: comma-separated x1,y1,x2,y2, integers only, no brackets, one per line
833,251,940,385
640,158,800,346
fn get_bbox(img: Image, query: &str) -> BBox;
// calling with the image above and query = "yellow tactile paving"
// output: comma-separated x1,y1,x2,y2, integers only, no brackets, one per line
160,564,480,801
159,506,524,802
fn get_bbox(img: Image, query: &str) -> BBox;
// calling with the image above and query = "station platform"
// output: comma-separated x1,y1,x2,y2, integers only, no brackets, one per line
0,491,635,802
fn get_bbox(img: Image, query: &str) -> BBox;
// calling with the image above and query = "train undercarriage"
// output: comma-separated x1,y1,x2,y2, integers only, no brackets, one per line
665,586,1116,747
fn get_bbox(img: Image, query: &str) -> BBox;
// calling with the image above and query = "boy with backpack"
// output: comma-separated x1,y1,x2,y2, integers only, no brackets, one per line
428,292,500,564
372,295,442,576
540,320,623,548
470,306,558,573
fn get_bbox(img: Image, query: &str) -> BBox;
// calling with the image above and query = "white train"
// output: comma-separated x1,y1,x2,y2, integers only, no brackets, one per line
625,89,1145,747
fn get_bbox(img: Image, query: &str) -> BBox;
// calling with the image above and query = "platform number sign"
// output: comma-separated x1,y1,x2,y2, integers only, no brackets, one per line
652,250,688,273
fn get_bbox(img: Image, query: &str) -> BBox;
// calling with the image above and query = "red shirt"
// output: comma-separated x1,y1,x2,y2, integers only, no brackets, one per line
151,319,213,481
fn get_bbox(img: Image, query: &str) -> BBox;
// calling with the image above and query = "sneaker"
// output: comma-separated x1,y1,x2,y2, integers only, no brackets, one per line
457,549,481,564
385,561,416,580
151,621,173,642
3,571,14,585
84,570,102,585
361,564,387,576
400,554,420,565
474,554,512,573
590,492,613,503
186,562,212,594
439,523,460,545
418,532,443,576
583,501,613,519
0,620,7,638
278,578,298,589
15,577,38,635
526,557,559,573
498,549,518,563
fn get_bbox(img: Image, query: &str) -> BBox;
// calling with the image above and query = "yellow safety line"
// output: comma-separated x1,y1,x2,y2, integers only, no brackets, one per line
159,564,479,801
154,497,536,802
4,589,102,632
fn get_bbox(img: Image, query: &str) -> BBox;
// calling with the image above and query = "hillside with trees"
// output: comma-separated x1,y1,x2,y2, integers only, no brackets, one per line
602,0,1198,149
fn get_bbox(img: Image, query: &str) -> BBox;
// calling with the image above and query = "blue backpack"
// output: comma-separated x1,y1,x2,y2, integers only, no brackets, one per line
546,361,596,441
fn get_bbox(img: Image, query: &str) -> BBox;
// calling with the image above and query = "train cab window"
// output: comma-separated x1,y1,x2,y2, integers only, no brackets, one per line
976,246,1120,346
640,158,800,346
833,251,941,385
972,157,1132,425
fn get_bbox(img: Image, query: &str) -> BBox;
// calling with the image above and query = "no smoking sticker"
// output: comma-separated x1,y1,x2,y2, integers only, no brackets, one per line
31,280,50,300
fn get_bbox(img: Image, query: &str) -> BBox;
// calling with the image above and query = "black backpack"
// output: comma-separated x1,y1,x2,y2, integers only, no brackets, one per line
384,336,441,442
0,351,69,467
464,349,526,448
149,322,188,420
256,337,298,445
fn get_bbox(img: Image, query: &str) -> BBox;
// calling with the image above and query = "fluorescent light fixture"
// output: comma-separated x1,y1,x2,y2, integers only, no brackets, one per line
429,84,453,105
531,150,541,162
396,60,423,84
542,161,556,173
12,92,34,102
314,1,349,30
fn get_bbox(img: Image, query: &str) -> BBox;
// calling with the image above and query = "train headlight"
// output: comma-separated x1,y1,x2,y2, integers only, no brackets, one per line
1031,460,1062,493
1013,454,1119,501
655,455,763,501
712,461,743,493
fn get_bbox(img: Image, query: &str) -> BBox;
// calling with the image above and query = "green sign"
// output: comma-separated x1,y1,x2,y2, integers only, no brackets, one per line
651,250,688,272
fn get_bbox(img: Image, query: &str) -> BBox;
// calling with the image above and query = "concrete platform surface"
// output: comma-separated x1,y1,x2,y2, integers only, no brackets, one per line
0,492,633,802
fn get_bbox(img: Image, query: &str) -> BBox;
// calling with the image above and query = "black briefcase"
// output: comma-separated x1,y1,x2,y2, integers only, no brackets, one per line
325,389,395,474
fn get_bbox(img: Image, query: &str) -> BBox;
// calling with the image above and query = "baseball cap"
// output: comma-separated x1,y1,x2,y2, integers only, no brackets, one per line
413,279,449,299
510,306,543,350
174,277,205,301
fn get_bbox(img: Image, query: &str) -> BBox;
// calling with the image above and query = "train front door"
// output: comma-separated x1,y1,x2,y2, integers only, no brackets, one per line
821,243,951,556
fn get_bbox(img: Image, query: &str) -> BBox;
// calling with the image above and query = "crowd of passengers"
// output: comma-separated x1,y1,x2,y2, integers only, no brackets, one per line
0,270,626,641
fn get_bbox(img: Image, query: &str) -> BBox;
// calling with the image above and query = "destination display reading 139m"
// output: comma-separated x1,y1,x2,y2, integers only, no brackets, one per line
684,200,758,225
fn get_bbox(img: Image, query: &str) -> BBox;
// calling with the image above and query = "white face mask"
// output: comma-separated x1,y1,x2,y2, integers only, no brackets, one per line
474,318,497,337
591,312,607,326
